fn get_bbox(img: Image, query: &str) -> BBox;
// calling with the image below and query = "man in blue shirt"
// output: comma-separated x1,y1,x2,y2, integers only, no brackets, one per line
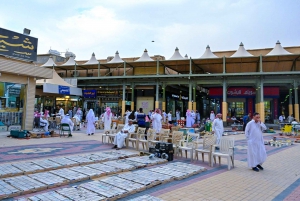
243,113,251,131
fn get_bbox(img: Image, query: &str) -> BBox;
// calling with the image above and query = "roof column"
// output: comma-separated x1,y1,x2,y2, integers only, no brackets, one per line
193,84,196,111
222,78,227,122
123,62,126,76
162,83,166,112
294,80,299,121
259,55,263,72
98,62,100,77
155,81,159,109
156,59,159,75
289,87,293,116
259,77,265,122
122,82,126,117
131,83,135,111
188,81,192,110
223,56,226,74
74,63,77,78
189,57,192,74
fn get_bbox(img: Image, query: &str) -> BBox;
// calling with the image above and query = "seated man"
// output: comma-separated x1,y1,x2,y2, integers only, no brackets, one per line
112,119,136,150
61,114,74,137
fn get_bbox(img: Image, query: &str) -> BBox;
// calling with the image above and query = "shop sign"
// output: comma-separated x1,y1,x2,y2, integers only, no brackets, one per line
97,90,122,96
58,85,70,95
9,88,20,95
83,90,96,98
171,94,189,100
0,27,38,61
227,88,256,96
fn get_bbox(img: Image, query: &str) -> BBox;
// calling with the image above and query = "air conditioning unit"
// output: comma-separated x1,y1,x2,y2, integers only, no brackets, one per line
71,71,80,77
58,72,65,77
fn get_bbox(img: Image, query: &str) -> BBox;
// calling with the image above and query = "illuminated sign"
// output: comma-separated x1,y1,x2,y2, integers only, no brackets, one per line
0,27,38,61
58,85,70,95
83,90,97,98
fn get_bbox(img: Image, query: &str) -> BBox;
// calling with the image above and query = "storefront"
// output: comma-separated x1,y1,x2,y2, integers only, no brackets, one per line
97,90,122,115
166,92,189,118
209,87,279,121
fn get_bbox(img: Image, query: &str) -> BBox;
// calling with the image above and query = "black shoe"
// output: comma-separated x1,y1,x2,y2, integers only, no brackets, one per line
68,134,72,137
215,147,219,150
257,165,264,170
116,148,121,150
112,145,117,149
91,133,94,135
252,167,259,172
88,134,90,136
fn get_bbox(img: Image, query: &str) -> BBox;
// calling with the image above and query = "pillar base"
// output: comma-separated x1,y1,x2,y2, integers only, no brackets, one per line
289,104,293,116
131,102,134,111
294,104,299,122
155,101,159,109
122,101,125,117
162,102,166,112
193,102,196,111
260,102,265,123
188,102,192,111
222,102,227,122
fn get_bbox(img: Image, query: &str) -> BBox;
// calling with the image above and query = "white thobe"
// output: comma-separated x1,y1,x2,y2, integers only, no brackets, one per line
212,118,224,144
61,117,74,133
191,112,196,125
114,124,136,148
245,120,267,168
102,112,112,131
186,113,193,127
151,113,162,133
162,112,166,123
58,108,65,118
167,113,172,123
86,114,96,135
176,111,180,121
210,113,215,121
125,111,131,125
40,117,49,132
279,116,283,122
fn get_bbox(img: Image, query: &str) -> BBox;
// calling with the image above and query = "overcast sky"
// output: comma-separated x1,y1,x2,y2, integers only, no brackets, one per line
1,0,299,60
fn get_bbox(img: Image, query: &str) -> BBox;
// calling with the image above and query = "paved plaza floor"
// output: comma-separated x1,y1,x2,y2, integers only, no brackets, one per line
0,128,299,201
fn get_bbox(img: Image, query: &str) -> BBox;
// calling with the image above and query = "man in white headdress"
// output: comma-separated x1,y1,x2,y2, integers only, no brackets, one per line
86,109,96,136
112,119,136,150
57,106,65,118
61,114,74,137
102,107,112,133
176,109,180,121
191,110,196,125
162,110,167,123
124,110,131,125
245,112,267,172
212,113,224,145
151,109,162,134
210,111,215,121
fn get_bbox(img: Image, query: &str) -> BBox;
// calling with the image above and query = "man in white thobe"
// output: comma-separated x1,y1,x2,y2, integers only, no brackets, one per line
61,114,74,137
212,113,224,145
191,110,196,125
167,111,172,124
58,106,65,118
245,112,267,172
176,109,180,121
210,111,215,121
112,119,136,150
86,109,96,136
102,107,112,133
162,110,167,123
151,109,162,134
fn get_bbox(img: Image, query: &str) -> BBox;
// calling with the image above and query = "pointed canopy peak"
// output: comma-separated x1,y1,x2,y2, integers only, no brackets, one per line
41,56,57,67
108,50,124,63
276,40,280,44
200,45,218,58
185,54,188,59
231,42,253,57
135,48,154,62
62,55,78,66
168,47,184,60
267,40,291,56
84,52,98,65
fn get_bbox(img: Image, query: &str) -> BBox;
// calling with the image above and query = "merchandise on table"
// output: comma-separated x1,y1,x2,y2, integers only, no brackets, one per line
114,159,147,168
126,156,168,166
69,166,105,179
86,163,122,175
48,157,79,167
163,162,206,175
3,175,47,194
133,169,174,184
24,191,72,201
0,179,20,199
117,172,159,187
100,175,146,193
50,168,89,183
129,194,164,201
11,162,44,174
148,166,189,180
0,163,23,178
80,153,111,162
64,155,95,165
80,180,128,198
32,159,62,170
28,172,68,187
56,186,106,201
102,160,136,171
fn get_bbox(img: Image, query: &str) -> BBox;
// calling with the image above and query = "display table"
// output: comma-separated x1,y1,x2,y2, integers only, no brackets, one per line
231,124,243,131
177,120,186,127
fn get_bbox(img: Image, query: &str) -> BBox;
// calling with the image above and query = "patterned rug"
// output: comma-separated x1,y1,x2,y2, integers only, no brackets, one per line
0,140,112,163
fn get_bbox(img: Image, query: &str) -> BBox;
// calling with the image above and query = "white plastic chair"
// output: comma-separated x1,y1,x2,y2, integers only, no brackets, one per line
126,127,146,150
177,133,199,161
195,135,216,165
211,138,235,170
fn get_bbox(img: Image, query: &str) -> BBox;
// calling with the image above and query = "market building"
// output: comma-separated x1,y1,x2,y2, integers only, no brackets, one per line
39,42,300,123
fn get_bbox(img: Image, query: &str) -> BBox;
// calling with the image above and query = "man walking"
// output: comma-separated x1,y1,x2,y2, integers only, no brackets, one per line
243,113,251,131
245,112,267,172
212,113,224,146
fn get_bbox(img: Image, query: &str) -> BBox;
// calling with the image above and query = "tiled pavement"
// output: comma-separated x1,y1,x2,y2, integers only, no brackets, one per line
0,128,300,200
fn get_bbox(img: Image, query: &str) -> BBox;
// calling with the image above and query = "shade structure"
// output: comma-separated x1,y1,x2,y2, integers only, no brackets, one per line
108,51,124,63
41,56,57,67
168,47,184,60
184,54,189,59
62,55,77,66
135,49,154,62
84,52,99,65
231,42,253,57
36,69,73,87
267,41,291,56
200,45,218,58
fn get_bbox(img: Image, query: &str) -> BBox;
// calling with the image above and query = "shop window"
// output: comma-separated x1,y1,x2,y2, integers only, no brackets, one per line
264,101,272,123
228,102,244,118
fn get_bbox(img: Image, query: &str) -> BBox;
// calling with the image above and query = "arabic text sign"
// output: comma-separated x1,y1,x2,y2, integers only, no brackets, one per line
83,90,96,98
58,85,70,95
0,27,38,61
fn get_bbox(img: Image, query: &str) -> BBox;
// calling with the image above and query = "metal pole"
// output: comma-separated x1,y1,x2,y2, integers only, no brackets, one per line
260,54,263,72
123,82,126,101
189,57,192,74
156,81,159,102
223,56,226,74
223,78,227,102
74,63,77,78
98,62,100,77
260,77,264,103
124,62,126,76
189,81,192,101
157,59,159,75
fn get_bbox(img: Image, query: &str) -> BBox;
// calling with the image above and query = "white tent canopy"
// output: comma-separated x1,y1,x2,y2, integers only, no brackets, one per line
62,55,78,66
200,45,218,58
84,52,99,65
36,70,73,87
168,47,184,60
108,51,124,63
267,41,291,56
231,42,253,57
135,49,154,62
41,56,57,67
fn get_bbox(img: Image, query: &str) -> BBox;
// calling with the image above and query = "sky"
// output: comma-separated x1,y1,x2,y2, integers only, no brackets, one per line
1,0,299,60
